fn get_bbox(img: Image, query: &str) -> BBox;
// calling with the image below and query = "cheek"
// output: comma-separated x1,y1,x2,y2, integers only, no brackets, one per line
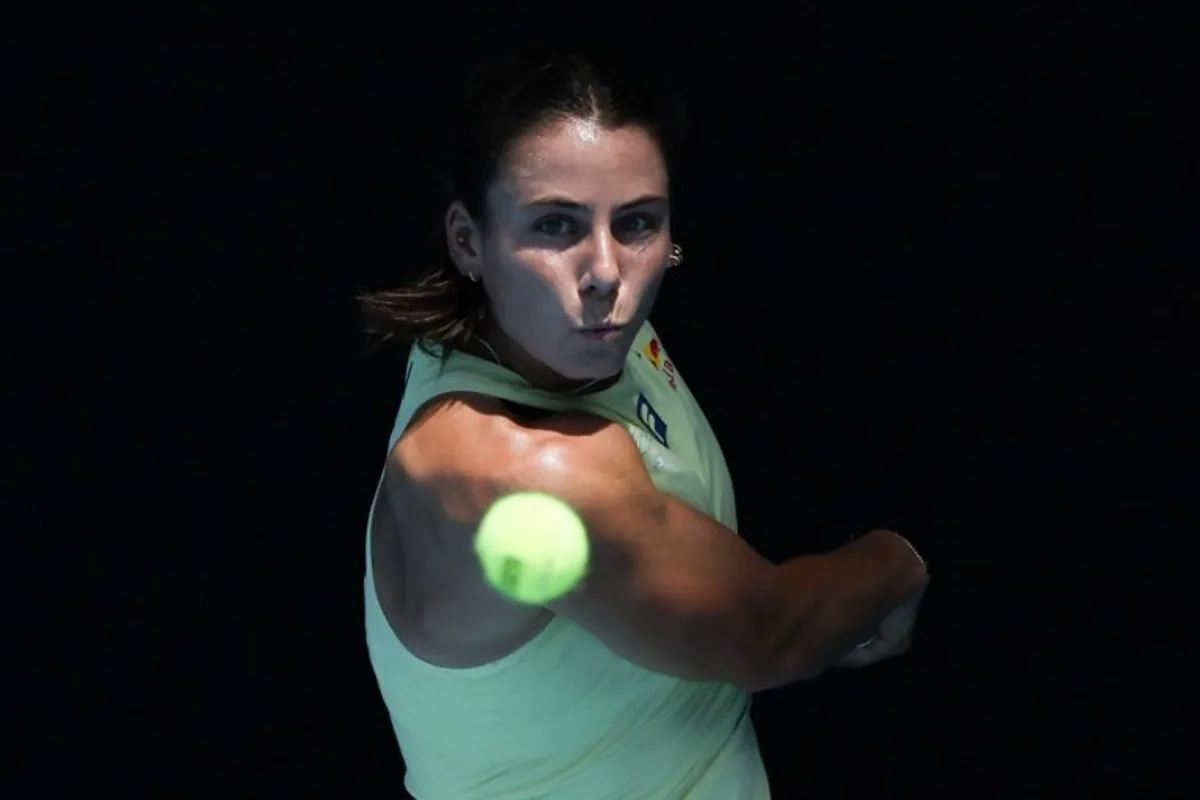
624,260,668,304
491,257,577,323
642,267,667,302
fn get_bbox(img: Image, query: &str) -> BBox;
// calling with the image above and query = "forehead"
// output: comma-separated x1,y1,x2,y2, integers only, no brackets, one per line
495,118,668,205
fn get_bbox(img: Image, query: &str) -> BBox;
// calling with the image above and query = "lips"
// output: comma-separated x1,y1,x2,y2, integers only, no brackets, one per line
579,325,625,341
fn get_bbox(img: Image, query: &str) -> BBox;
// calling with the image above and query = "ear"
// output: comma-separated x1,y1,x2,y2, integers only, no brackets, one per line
444,202,483,279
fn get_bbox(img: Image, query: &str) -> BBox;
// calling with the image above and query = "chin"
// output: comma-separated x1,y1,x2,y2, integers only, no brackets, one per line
558,347,627,381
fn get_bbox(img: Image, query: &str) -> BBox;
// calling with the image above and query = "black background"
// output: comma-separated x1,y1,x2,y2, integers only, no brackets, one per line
24,3,1191,797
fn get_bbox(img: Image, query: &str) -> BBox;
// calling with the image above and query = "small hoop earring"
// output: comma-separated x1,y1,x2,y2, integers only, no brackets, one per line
467,273,480,283
667,243,684,268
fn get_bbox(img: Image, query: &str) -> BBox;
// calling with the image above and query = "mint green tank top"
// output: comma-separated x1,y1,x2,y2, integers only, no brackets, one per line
364,322,771,799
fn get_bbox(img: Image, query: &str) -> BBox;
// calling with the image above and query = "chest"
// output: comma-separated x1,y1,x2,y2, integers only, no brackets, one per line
594,334,737,530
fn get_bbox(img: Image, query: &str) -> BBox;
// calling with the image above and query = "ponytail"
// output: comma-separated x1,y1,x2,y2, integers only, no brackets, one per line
358,236,488,356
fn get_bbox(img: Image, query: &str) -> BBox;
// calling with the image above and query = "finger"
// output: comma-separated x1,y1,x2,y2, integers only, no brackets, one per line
836,648,873,668
838,640,889,668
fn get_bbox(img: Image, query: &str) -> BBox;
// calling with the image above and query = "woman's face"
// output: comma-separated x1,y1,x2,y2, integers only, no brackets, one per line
448,118,672,382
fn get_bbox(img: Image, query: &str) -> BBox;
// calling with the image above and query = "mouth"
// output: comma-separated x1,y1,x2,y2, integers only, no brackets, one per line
579,324,626,341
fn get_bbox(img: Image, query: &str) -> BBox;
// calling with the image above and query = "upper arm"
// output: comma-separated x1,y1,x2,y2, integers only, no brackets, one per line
391,398,791,689
489,413,785,688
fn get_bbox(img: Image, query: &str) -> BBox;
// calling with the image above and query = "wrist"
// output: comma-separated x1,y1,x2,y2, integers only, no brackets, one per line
863,529,929,592
891,533,927,574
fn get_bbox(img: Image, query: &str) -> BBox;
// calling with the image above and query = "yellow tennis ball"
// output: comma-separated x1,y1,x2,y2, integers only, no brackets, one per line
474,492,590,604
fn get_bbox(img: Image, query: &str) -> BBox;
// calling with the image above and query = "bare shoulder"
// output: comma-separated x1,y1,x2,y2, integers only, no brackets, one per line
392,392,648,520
373,393,643,666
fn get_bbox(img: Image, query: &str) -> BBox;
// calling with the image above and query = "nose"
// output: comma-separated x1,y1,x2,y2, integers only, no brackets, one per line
581,231,621,296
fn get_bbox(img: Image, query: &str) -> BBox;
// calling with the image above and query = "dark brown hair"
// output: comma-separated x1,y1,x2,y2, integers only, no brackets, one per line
358,47,686,358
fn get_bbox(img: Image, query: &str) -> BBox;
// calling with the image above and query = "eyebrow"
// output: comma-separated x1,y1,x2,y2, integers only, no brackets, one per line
523,193,667,213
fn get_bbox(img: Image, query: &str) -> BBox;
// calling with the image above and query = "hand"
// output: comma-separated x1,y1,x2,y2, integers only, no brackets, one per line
837,588,926,669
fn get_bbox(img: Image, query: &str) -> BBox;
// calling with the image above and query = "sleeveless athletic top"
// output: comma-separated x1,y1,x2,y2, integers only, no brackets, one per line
364,321,771,799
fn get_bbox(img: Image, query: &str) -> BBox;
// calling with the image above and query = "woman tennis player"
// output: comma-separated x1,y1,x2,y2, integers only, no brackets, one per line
361,48,929,799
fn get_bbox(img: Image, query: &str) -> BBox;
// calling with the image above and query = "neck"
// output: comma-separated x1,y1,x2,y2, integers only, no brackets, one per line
474,322,622,396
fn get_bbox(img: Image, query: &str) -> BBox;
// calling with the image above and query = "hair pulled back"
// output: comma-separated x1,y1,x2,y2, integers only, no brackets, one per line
358,47,686,357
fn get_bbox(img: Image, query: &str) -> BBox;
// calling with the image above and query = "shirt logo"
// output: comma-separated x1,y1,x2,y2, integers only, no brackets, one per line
640,338,677,390
636,392,669,447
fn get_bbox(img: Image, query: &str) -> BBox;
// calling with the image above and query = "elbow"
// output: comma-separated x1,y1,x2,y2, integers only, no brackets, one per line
786,652,832,683
738,647,827,693
724,633,808,693
737,604,832,691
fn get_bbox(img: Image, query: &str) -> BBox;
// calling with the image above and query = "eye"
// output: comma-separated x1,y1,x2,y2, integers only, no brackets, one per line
617,213,660,236
533,215,577,237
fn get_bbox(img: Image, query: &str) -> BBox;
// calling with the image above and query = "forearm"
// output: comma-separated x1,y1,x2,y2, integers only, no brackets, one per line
752,530,927,689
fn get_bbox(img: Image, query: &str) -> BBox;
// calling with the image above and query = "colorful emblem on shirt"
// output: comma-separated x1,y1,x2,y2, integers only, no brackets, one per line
639,338,677,390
